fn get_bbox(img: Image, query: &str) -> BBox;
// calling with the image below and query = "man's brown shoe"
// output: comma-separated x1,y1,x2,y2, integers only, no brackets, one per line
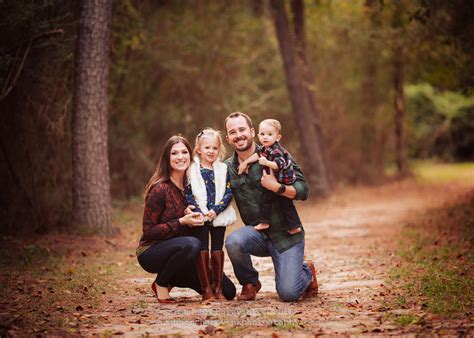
237,281,262,301
303,260,318,298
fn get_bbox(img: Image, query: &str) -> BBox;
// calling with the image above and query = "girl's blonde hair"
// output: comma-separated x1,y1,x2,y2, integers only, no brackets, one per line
193,127,226,161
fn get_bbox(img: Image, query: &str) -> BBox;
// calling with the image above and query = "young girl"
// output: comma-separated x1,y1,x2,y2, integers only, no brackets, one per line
185,128,236,301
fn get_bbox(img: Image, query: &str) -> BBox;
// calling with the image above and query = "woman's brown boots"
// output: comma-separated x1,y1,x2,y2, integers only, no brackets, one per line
196,250,226,301
196,251,214,301
211,250,225,300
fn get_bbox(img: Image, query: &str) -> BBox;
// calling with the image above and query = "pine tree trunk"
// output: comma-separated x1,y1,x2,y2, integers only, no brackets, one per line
359,48,379,182
270,0,331,197
72,0,114,235
394,43,408,176
393,3,409,177
359,0,384,183
290,0,332,187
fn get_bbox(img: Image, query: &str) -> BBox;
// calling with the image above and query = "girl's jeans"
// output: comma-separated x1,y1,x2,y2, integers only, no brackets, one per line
191,222,226,251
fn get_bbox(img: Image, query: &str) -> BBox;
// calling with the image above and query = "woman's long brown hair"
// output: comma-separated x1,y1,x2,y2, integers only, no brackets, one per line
144,135,192,198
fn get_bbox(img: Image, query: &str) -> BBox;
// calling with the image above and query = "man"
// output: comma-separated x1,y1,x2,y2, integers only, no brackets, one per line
224,112,318,302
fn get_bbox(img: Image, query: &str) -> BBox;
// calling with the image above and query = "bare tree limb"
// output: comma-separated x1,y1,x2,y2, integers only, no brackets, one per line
0,29,64,102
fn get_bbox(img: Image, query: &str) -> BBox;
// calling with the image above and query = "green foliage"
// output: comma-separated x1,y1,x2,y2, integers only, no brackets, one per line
408,0,474,93
108,1,291,197
1,0,473,234
406,83,474,160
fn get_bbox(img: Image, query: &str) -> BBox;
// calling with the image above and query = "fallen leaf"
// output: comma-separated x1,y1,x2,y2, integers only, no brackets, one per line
105,239,117,247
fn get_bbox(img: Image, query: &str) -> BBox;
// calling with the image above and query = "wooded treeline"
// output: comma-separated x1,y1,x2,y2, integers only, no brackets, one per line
1,0,473,234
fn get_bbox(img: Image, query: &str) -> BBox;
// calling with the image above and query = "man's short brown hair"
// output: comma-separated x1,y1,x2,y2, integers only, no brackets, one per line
225,111,254,131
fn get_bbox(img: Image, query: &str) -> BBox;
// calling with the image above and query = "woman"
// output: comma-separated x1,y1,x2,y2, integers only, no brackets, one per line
137,135,236,303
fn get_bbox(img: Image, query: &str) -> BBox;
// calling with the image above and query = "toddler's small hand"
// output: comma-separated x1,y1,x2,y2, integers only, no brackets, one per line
258,156,268,166
238,163,248,175
288,227,302,235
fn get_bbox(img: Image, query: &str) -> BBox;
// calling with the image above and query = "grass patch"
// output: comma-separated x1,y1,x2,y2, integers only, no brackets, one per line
394,314,423,326
0,200,142,335
0,241,115,334
271,320,301,330
411,160,474,184
389,192,474,318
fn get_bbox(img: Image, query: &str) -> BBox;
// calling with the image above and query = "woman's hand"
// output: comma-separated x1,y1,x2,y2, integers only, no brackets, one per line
179,212,205,227
184,205,196,215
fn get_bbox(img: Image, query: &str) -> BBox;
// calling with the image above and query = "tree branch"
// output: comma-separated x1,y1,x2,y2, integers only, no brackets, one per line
0,29,64,102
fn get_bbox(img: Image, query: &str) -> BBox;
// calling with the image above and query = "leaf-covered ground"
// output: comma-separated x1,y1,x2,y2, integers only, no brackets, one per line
1,178,473,336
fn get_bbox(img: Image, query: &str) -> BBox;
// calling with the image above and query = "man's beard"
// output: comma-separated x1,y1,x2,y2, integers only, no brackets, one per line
234,136,253,152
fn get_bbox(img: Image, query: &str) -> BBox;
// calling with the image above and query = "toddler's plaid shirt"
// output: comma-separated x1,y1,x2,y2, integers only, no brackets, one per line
257,142,296,185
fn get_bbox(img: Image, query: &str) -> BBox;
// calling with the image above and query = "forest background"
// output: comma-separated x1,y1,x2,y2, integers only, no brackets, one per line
1,0,473,235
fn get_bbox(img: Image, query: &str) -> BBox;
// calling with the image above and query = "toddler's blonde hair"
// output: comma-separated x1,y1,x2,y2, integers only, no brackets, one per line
260,118,282,134
193,127,226,161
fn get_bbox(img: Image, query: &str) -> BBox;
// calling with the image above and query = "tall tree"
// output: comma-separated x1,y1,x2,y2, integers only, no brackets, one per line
392,0,409,177
290,0,331,187
270,0,331,197
359,0,384,183
72,0,114,235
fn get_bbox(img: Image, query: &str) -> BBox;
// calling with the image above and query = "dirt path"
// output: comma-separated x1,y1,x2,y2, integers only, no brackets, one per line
82,180,474,336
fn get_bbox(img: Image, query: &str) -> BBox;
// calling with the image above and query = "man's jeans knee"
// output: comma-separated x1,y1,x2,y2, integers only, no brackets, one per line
225,226,268,285
276,284,301,302
224,231,241,255
225,226,312,301
272,240,311,302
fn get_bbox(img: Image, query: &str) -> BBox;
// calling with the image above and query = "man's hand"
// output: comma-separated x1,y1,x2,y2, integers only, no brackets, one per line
261,169,279,192
261,170,297,199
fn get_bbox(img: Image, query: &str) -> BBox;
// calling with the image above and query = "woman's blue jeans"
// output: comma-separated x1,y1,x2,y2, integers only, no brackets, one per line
225,226,312,302
138,236,236,300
